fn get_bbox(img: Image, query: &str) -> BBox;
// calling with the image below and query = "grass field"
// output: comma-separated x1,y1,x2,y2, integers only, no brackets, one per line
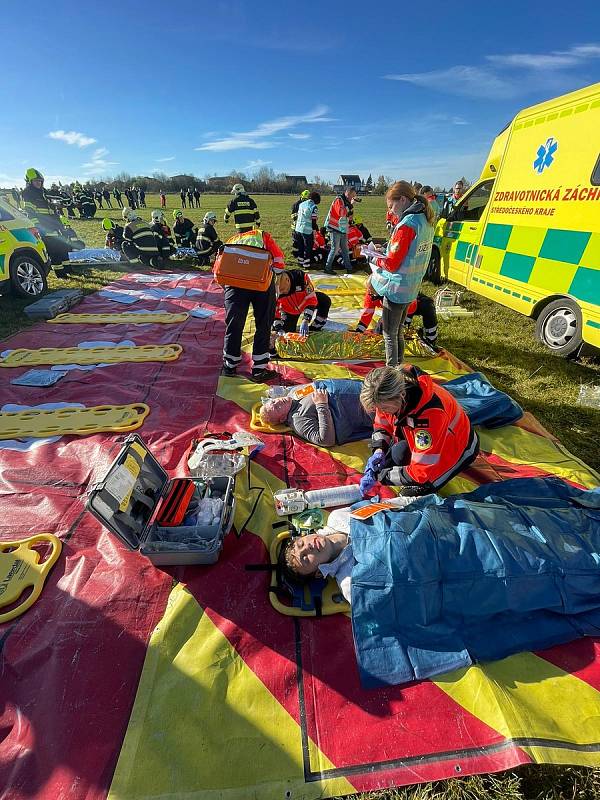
2,192,598,472
2,193,600,799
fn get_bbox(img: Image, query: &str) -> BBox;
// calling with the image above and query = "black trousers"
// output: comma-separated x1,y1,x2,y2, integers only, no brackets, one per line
274,291,331,332
296,232,314,266
223,281,276,372
180,196,186,208
405,293,438,340
122,241,162,268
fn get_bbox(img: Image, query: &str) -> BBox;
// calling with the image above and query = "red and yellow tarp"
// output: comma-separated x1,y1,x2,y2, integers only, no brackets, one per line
0,271,599,800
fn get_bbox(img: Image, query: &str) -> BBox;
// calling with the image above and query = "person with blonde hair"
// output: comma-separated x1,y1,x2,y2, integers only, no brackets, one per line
364,181,435,366
358,364,478,497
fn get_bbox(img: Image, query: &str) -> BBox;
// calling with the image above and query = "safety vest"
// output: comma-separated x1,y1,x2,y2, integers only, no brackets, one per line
324,195,351,233
370,209,433,305
295,199,317,235
276,269,317,318
226,229,285,271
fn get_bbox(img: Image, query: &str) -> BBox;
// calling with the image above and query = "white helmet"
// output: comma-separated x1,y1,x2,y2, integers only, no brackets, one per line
231,183,245,195
203,211,217,224
151,209,164,223
122,207,138,222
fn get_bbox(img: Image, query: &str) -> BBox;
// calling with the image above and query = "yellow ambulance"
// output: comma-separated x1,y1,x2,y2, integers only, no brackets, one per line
431,82,600,356
0,194,51,298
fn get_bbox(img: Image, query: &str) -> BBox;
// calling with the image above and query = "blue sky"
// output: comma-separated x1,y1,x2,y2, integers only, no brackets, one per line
1,0,599,188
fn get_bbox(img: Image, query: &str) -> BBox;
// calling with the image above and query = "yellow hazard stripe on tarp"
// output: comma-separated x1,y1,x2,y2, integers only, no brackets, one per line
435,652,600,765
108,584,355,800
0,343,182,367
52,312,189,325
0,403,150,439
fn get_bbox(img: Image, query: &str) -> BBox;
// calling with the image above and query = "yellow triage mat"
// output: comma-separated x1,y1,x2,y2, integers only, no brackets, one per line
52,312,189,324
0,344,182,367
0,403,150,439
0,534,62,623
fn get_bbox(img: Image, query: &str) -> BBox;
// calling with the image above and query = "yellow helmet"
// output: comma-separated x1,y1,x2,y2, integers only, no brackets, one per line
173,209,183,220
25,167,44,183
300,189,310,199
102,218,115,230
353,213,362,225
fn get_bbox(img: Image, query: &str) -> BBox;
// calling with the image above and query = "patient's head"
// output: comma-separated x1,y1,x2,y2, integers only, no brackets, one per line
281,532,338,578
260,396,293,425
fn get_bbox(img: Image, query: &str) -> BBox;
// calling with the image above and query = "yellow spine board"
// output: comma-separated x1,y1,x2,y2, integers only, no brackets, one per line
0,534,62,623
52,312,189,325
0,403,150,439
0,344,182,367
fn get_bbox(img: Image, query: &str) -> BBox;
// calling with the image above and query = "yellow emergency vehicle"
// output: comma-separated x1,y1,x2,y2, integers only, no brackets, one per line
431,82,600,356
0,194,51,298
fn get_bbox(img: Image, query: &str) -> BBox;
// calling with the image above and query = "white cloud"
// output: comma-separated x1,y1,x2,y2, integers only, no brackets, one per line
48,130,97,148
196,105,333,152
243,159,272,171
385,42,600,99
288,133,311,139
155,156,175,162
82,147,118,176
384,65,516,99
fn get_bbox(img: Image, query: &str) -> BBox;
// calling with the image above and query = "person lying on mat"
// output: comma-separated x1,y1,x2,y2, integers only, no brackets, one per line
278,477,600,688
359,365,478,497
259,379,373,447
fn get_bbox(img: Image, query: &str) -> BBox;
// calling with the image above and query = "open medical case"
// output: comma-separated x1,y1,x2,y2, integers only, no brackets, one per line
86,435,235,566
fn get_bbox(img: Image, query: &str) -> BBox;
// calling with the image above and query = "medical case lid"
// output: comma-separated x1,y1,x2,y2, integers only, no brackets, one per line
86,434,170,550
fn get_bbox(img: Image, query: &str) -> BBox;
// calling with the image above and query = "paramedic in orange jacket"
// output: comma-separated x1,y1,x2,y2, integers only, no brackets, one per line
273,269,331,337
221,228,285,382
359,365,479,496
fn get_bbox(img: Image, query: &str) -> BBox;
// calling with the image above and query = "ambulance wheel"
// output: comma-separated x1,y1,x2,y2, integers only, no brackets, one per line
9,253,48,298
535,298,582,357
425,248,442,285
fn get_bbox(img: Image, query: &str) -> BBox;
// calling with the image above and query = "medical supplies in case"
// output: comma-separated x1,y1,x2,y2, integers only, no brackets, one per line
86,434,235,566
213,244,273,291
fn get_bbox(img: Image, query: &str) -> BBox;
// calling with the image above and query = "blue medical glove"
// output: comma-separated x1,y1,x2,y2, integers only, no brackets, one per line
365,450,386,473
299,319,310,337
359,470,377,497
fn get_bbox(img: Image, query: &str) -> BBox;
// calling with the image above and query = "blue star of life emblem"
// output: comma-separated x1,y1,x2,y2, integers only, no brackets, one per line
533,137,558,174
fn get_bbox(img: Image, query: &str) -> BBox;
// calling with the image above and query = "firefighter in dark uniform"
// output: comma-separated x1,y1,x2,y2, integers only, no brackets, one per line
21,168,72,267
221,228,285,382
224,183,260,233
77,187,97,219
195,212,223,265
121,207,163,267
150,210,176,258
359,365,479,497
172,210,197,248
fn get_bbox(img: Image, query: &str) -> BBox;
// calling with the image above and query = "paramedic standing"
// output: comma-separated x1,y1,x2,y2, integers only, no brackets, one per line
324,186,356,275
365,181,435,366
294,191,320,269
221,227,285,382
224,183,260,233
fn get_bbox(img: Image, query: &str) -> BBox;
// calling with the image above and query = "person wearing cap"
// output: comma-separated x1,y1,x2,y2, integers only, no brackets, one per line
102,218,125,251
195,212,223,265
121,207,164,268
224,184,260,233
324,186,356,275
150,210,176,258
172,209,197,248
21,167,72,266
291,188,310,229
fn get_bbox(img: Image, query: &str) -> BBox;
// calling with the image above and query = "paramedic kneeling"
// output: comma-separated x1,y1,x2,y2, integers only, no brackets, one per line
273,269,331,338
359,365,479,496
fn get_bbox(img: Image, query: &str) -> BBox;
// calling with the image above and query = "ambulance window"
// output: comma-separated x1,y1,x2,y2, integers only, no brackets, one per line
592,154,600,185
0,204,15,222
460,180,494,222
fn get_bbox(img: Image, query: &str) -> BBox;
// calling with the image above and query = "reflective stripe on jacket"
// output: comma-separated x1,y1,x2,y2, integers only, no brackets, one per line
123,220,160,253
371,367,473,487
370,202,433,305
225,228,285,272
325,196,351,233
224,194,260,230
276,269,317,319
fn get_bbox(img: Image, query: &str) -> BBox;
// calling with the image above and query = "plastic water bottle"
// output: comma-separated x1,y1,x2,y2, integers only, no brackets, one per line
304,484,363,509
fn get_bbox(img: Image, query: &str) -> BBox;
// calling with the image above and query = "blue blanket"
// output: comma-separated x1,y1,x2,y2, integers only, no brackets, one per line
443,372,523,428
350,477,600,688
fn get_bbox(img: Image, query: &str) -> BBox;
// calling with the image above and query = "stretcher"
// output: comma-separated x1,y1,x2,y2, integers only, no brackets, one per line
0,344,182,367
0,402,150,439
52,312,189,325
0,534,62,623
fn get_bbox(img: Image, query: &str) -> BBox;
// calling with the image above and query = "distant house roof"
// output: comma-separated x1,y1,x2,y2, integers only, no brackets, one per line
207,176,231,183
285,175,308,183
339,174,362,184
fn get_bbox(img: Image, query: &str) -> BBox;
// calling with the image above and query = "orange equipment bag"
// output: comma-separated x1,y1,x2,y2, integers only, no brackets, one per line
213,244,273,291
